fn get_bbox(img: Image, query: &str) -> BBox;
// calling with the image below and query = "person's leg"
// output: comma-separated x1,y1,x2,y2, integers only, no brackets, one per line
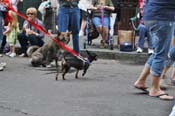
171,64,175,84
146,29,154,54
137,24,146,50
92,17,104,48
134,65,150,88
18,33,29,55
79,10,86,37
57,7,69,32
161,59,173,79
101,17,110,43
159,61,171,90
28,35,44,47
146,21,174,100
92,17,103,33
70,7,80,54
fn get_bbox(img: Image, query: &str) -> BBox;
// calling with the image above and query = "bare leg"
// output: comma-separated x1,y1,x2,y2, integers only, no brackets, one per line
101,27,109,43
161,66,170,79
80,19,86,32
171,67,175,84
134,66,150,88
149,75,174,100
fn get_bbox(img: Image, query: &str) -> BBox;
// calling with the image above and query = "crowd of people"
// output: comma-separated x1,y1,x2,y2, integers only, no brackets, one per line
0,0,175,115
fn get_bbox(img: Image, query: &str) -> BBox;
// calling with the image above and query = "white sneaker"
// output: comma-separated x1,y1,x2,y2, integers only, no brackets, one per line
78,30,84,37
0,66,3,71
0,62,6,68
0,54,3,57
5,52,11,56
9,52,16,58
148,48,154,55
136,47,143,53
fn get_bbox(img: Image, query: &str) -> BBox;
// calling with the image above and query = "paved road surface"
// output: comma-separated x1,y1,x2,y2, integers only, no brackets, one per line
0,56,174,116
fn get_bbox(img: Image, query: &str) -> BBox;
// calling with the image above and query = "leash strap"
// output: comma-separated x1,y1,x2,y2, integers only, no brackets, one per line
7,6,87,63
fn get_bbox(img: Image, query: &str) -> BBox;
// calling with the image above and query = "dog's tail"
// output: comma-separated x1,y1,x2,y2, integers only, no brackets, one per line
27,45,40,57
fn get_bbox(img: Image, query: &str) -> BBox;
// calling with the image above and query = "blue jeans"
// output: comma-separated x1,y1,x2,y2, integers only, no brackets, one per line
92,17,110,28
137,23,153,49
57,7,80,54
18,33,44,54
145,21,174,77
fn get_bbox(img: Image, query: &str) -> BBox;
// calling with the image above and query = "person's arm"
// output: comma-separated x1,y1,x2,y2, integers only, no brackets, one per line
3,23,11,35
104,5,114,11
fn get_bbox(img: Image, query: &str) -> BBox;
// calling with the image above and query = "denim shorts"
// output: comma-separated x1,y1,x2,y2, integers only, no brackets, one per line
145,20,174,76
92,16,110,28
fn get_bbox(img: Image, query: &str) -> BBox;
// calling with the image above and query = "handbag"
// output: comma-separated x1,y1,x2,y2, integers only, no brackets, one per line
87,18,99,40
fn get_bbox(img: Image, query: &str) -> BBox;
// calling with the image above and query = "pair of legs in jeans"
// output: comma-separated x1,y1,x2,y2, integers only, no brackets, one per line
137,23,153,53
57,7,80,54
18,33,44,56
134,20,174,100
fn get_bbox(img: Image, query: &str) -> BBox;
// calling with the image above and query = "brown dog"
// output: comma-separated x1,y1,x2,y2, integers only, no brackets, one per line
27,32,71,67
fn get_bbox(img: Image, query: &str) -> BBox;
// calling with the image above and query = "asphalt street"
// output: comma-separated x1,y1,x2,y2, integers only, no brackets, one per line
0,56,175,116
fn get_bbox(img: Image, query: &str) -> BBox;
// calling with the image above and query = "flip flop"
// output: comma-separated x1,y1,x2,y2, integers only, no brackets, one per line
134,86,149,93
150,93,174,101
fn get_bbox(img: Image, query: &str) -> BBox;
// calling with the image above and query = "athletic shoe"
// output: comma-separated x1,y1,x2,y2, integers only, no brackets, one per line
148,48,154,55
5,52,11,56
78,30,84,37
0,62,6,68
9,52,16,58
136,47,143,53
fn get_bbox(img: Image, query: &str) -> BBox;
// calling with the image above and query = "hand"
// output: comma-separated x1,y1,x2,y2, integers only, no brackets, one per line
26,29,34,35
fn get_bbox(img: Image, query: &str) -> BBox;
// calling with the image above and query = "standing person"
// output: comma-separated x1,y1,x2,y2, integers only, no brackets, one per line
0,0,9,70
3,10,19,57
38,0,51,22
57,0,80,54
78,0,92,37
18,7,45,57
134,0,175,100
90,0,114,48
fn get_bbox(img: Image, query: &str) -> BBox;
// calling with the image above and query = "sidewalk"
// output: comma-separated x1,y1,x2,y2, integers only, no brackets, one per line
79,35,149,64
15,35,149,64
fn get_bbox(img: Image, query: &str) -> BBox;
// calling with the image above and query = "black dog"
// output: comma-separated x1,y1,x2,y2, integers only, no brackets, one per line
55,50,97,80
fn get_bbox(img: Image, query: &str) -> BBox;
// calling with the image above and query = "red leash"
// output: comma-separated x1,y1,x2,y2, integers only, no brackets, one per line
7,6,86,62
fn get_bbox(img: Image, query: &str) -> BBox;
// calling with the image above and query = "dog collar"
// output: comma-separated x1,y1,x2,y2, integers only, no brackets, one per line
84,57,90,64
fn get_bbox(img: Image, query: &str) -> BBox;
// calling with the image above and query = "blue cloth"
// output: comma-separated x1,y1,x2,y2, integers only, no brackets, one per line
143,0,175,21
145,21,174,76
92,17,110,29
18,33,44,54
137,23,153,49
57,7,80,54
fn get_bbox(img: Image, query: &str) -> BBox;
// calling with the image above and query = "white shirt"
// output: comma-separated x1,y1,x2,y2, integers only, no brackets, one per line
78,0,92,11
10,0,18,11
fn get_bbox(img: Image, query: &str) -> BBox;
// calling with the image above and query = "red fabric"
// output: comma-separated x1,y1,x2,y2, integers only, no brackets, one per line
1,0,12,24
8,6,86,62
